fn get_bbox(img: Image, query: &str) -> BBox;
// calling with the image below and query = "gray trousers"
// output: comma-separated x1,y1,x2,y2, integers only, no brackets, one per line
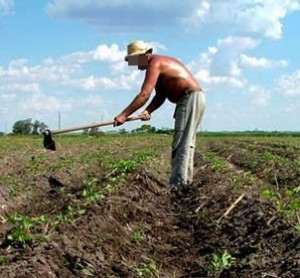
169,90,206,188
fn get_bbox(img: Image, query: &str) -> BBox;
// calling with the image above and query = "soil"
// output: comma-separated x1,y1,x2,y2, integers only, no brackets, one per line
0,135,299,278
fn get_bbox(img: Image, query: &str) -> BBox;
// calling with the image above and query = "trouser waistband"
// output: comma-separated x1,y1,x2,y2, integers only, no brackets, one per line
185,88,202,94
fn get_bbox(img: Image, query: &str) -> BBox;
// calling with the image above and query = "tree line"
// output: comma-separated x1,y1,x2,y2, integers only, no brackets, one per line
0,120,173,136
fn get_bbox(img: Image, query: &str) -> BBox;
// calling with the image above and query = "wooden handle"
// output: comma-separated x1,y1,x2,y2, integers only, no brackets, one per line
50,115,141,135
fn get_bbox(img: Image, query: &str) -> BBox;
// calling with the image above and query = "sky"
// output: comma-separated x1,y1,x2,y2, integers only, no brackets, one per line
0,0,300,132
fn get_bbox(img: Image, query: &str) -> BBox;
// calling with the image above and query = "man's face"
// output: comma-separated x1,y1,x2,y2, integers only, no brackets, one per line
127,55,148,70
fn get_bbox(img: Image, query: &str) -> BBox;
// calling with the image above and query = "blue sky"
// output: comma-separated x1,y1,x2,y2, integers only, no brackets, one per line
0,0,299,132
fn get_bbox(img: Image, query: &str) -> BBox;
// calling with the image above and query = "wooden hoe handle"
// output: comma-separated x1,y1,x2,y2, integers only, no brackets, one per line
49,115,141,135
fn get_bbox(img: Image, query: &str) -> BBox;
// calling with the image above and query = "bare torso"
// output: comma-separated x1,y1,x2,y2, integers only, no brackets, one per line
150,55,200,103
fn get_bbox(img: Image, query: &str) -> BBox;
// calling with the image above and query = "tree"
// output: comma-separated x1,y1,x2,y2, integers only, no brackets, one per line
12,118,48,135
132,124,156,133
32,120,48,135
12,119,32,134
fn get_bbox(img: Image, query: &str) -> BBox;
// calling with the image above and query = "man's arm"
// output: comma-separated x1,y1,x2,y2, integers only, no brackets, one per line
139,93,166,121
145,93,166,114
114,59,160,126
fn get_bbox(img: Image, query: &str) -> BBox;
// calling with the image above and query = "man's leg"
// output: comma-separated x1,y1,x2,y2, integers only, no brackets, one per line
170,91,205,188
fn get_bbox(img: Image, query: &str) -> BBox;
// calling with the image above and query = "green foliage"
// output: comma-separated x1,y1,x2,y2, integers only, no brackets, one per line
55,205,86,226
9,182,26,197
0,255,7,265
262,186,300,228
109,159,138,173
12,119,32,135
209,250,236,272
133,260,160,278
12,118,48,135
133,229,144,246
82,178,105,203
132,124,156,134
204,151,228,171
6,213,49,247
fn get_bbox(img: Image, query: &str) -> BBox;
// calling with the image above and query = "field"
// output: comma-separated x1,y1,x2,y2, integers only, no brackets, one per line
0,133,299,277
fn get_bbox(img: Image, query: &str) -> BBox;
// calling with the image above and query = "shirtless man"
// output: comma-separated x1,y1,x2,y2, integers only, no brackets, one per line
114,41,206,190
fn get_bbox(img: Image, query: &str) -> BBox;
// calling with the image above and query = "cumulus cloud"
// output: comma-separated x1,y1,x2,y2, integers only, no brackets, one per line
69,75,117,91
21,93,73,113
249,85,271,106
0,58,79,82
190,0,300,39
240,55,288,69
46,0,192,31
45,0,300,37
188,36,259,89
0,0,14,16
277,70,300,96
0,83,40,94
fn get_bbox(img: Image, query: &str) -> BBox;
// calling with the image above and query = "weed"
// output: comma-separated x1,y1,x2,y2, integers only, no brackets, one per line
133,260,160,278
55,205,86,226
133,229,144,246
82,178,105,204
204,151,228,171
262,186,300,224
49,155,73,171
9,182,26,197
109,159,138,173
208,250,236,272
6,213,48,247
0,255,7,265
132,150,158,163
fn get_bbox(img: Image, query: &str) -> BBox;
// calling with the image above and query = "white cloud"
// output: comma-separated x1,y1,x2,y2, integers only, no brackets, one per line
249,85,271,106
21,93,73,112
77,75,117,91
93,44,125,62
190,0,300,39
240,54,288,69
277,70,300,96
45,1,300,38
0,93,16,101
188,36,258,89
0,0,14,16
0,83,40,94
0,58,79,82
46,0,193,31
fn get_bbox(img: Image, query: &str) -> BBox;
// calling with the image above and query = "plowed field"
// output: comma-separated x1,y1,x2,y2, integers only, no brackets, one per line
0,134,299,277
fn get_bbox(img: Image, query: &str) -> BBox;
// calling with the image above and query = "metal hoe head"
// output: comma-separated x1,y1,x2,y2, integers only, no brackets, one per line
43,129,56,151
41,115,141,151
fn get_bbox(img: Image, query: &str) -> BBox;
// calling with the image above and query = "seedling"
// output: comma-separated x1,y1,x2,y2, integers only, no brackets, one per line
82,178,105,204
0,255,7,265
55,205,86,226
209,250,236,272
133,229,144,246
133,260,160,278
6,213,48,247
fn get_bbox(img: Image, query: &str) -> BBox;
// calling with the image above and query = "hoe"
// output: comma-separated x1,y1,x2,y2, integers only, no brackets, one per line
42,116,141,151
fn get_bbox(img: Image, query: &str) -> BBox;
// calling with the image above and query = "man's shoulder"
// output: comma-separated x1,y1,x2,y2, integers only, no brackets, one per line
150,55,177,67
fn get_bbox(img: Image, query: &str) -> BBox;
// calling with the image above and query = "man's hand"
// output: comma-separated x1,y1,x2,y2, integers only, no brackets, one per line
139,110,151,121
114,114,127,126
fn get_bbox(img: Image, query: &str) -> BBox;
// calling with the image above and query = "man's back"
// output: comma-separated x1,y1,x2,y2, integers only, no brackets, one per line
149,55,200,103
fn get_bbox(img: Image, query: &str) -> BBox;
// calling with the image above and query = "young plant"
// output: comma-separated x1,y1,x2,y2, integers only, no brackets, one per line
6,213,48,247
209,250,236,272
133,260,160,278
262,186,300,221
133,229,144,246
82,178,105,204
55,205,86,227
0,255,7,265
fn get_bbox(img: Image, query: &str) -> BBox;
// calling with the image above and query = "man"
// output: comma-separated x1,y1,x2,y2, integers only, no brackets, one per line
114,40,205,190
